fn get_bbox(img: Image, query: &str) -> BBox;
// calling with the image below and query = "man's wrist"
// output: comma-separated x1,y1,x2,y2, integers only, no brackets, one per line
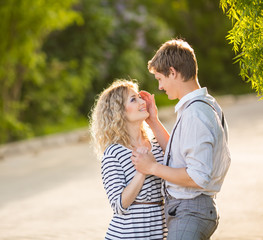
146,116,159,127
149,162,159,176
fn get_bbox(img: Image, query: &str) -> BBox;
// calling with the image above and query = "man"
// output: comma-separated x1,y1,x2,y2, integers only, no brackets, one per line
131,39,231,240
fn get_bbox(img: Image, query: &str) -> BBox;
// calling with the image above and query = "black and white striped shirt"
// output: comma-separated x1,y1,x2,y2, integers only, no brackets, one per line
101,139,167,239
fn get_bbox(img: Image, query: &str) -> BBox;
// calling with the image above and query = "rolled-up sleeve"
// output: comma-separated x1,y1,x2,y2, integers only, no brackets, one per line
180,114,215,189
101,155,129,215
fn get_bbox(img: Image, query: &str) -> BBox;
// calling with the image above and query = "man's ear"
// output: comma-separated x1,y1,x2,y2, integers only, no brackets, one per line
169,67,177,77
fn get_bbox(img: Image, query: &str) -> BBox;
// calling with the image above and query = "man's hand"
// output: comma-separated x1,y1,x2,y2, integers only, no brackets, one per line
131,147,157,175
139,91,158,125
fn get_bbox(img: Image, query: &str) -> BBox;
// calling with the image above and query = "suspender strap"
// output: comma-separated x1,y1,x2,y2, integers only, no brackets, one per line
165,99,225,167
163,99,225,197
190,100,225,128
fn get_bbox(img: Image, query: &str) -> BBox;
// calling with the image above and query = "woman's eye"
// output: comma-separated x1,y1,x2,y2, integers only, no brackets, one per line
131,97,136,102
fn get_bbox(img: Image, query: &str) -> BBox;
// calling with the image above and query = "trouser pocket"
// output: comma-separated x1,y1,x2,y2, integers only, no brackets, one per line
165,195,219,240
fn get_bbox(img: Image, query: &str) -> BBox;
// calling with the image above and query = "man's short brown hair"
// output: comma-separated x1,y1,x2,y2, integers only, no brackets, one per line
148,39,198,81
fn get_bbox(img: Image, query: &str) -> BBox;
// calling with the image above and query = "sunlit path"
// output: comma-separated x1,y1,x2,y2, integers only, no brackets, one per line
0,95,262,240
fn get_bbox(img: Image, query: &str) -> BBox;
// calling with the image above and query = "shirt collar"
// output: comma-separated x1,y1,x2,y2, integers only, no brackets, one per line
174,87,208,113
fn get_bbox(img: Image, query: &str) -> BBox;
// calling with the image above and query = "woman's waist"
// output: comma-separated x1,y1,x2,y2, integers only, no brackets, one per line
132,196,164,206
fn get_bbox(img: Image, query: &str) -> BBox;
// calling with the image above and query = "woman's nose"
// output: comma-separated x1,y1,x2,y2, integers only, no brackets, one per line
139,97,146,104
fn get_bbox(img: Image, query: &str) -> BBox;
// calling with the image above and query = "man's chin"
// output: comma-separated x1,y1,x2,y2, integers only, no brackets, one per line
167,94,177,100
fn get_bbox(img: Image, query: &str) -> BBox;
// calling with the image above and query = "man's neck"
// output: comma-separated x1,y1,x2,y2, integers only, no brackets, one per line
178,78,201,100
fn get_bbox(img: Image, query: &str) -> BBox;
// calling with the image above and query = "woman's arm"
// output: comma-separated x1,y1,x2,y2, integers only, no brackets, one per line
121,171,146,208
121,146,148,208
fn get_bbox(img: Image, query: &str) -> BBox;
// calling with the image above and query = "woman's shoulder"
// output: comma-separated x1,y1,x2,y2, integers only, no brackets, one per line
150,138,164,157
103,143,131,157
150,137,160,148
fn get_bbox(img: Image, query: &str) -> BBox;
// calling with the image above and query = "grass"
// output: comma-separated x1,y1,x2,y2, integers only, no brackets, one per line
35,116,89,137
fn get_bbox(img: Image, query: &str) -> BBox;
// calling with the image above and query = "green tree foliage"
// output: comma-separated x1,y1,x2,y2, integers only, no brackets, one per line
43,0,172,114
220,0,263,97
0,0,255,144
143,0,246,95
0,0,81,143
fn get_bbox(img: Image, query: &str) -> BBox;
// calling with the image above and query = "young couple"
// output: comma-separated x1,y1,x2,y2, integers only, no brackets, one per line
90,39,231,240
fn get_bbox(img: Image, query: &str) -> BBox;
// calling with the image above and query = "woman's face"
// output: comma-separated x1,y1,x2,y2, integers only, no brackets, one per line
125,89,149,123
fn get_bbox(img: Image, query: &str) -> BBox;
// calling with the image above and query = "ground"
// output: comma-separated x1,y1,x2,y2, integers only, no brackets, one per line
0,94,262,240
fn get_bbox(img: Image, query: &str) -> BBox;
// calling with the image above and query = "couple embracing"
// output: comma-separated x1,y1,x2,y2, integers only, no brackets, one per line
90,38,231,240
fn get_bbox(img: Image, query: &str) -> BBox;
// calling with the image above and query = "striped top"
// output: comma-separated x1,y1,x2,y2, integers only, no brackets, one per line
101,139,167,239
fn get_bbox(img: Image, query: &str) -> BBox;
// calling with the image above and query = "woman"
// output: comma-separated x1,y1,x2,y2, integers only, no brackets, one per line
90,79,167,239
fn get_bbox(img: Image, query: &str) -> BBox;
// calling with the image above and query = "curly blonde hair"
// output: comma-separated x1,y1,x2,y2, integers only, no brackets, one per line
90,79,150,155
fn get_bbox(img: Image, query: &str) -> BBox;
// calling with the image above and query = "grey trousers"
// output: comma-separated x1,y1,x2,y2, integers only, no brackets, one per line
165,194,219,240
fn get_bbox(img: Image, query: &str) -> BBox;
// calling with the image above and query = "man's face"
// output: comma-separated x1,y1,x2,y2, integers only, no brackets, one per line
154,71,179,100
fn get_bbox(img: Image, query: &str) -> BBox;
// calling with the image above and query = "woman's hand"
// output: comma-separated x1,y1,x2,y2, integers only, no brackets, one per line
131,147,157,175
136,146,149,154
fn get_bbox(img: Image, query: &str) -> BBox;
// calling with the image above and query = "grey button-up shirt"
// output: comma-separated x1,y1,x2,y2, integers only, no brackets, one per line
164,88,231,199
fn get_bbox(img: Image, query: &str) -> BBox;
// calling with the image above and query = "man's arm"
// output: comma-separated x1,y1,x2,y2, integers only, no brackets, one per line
140,91,170,151
131,150,202,189
147,117,170,152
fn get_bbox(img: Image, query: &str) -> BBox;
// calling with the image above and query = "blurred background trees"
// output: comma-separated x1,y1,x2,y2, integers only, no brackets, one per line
0,0,258,144
0,0,82,143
